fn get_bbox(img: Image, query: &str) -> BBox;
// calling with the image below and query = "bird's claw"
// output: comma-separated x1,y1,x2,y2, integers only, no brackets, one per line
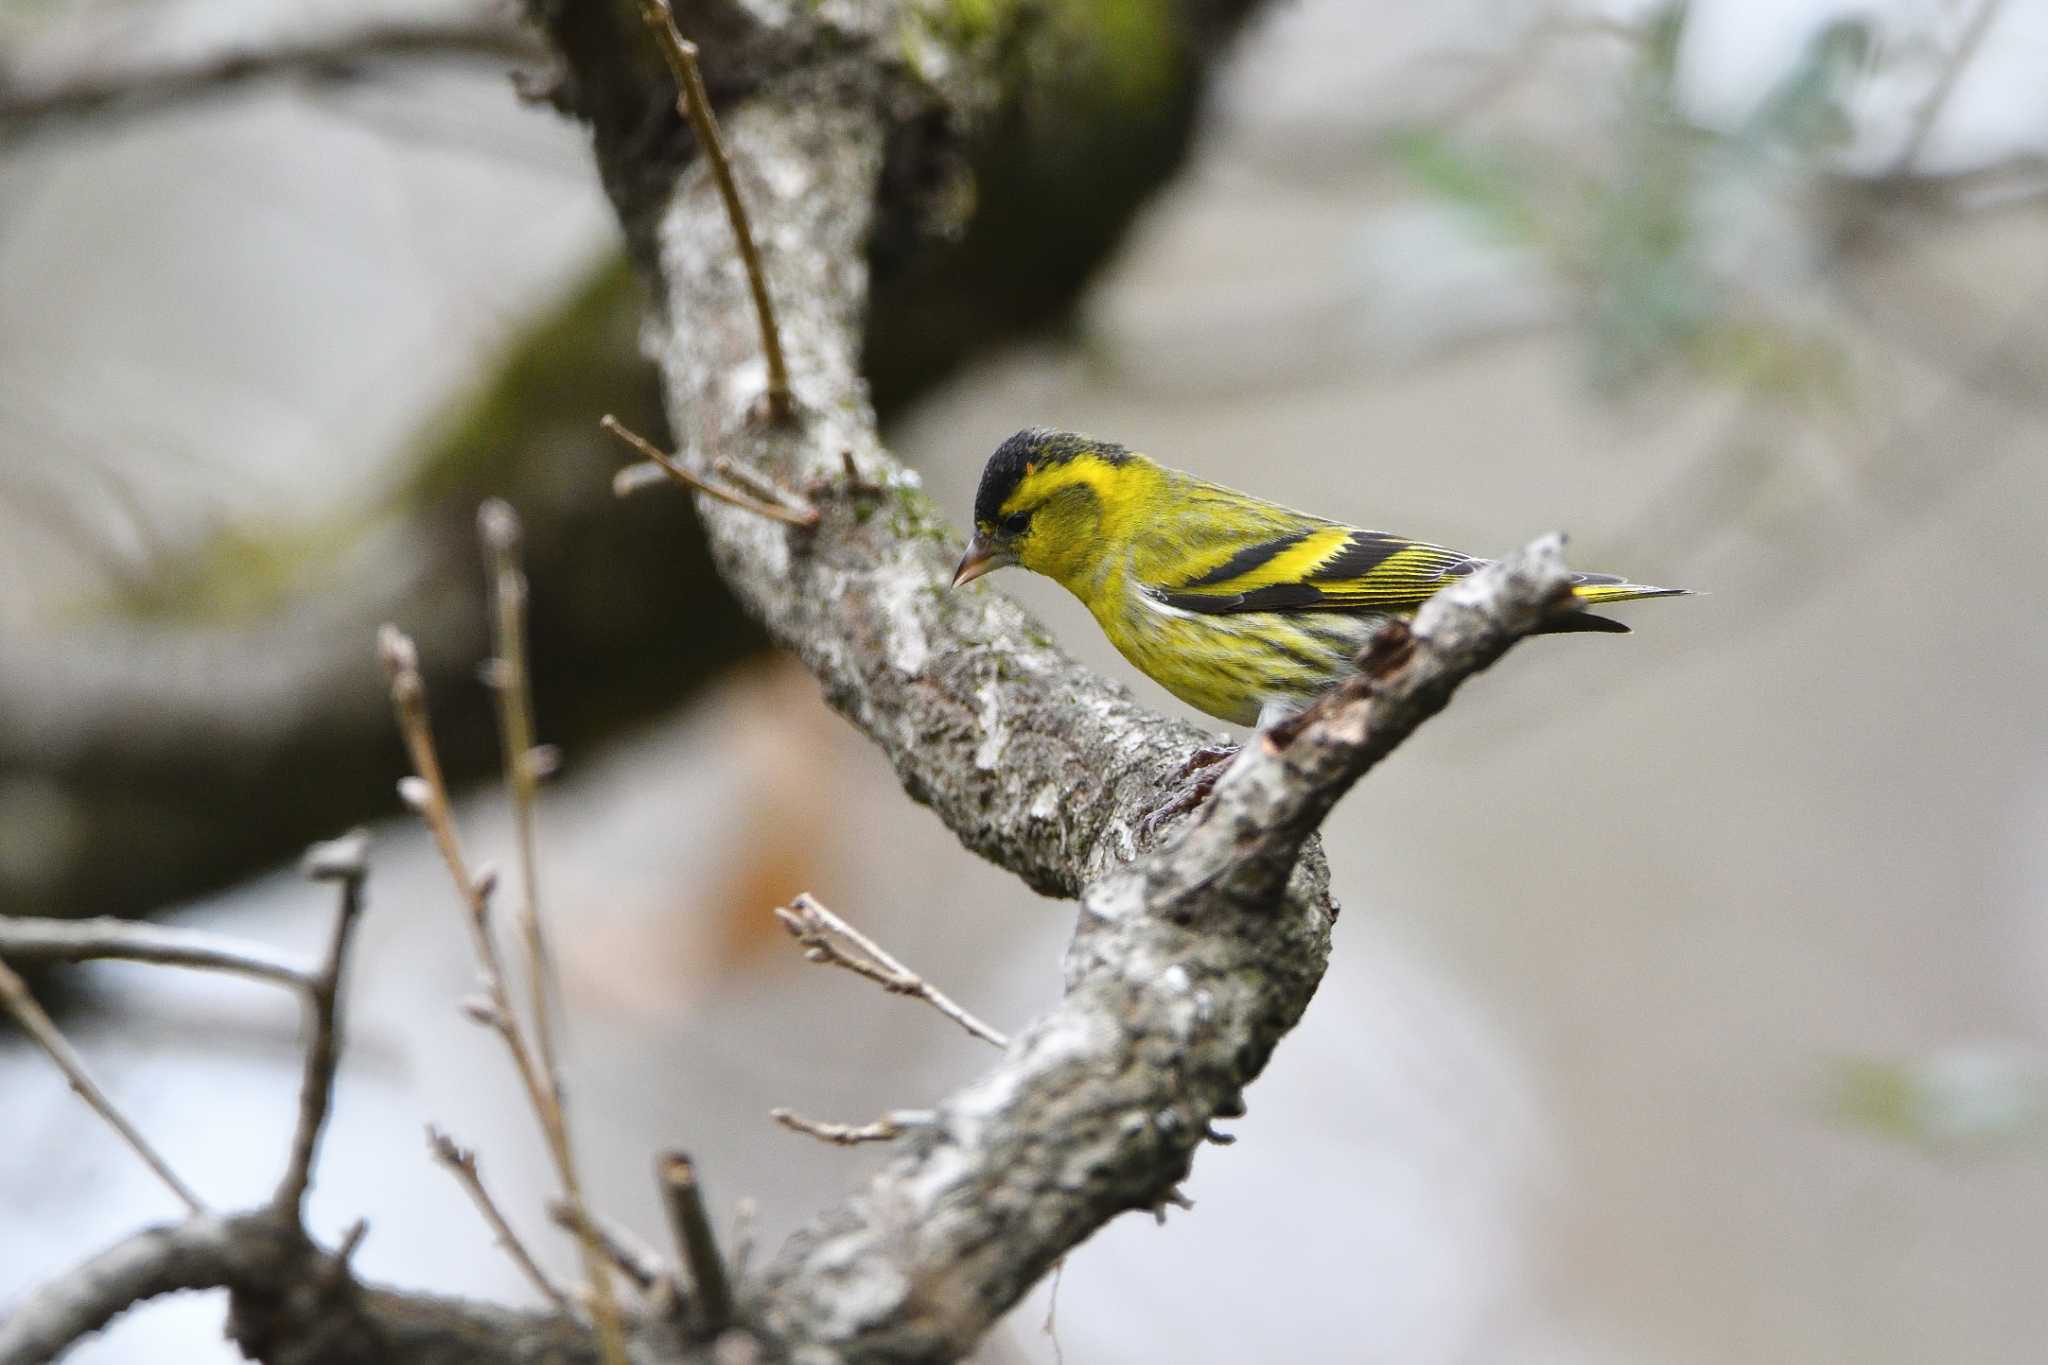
1139,741,1239,841
1174,741,1238,782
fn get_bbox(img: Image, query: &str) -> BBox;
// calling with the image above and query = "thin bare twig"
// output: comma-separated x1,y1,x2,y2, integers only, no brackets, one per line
635,0,791,417
478,499,626,1355
332,1218,370,1269
711,454,812,513
381,626,558,1141
427,1127,574,1316
729,1196,757,1284
1043,1257,1067,1365
0,17,543,126
0,954,204,1214
770,1107,936,1147
600,414,818,527
379,613,624,1362
0,917,310,990
774,893,1010,1048
657,1153,733,1337
1891,0,2007,178
546,1200,668,1294
275,830,371,1216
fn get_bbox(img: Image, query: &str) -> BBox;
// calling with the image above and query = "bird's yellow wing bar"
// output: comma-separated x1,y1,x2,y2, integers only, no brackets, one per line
1151,528,1475,615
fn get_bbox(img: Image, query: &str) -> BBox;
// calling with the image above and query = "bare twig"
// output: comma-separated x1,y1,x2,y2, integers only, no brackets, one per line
379,626,503,952
635,0,791,418
774,893,1010,1048
332,1218,370,1269
380,617,623,1362
275,830,372,1216
601,414,818,527
0,954,205,1214
1043,1257,1067,1365
546,1200,669,1294
729,1196,758,1284
381,626,558,1157
1890,0,2007,178
0,16,542,127
478,499,625,1356
0,917,310,990
657,1153,734,1337
711,454,812,513
428,1127,574,1317
608,460,672,497
769,1107,936,1147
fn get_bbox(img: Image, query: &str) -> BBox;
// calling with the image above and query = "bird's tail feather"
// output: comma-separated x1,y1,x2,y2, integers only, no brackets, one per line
1569,572,1690,607
1528,573,1690,635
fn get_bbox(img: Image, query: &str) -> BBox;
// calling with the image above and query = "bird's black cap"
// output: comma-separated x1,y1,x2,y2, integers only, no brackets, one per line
972,428,1130,525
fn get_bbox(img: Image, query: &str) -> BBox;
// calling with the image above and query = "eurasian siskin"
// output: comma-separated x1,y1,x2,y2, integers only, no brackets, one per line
952,427,1685,728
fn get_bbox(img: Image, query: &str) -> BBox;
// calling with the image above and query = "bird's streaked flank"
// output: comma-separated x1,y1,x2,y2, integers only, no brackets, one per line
954,427,1687,728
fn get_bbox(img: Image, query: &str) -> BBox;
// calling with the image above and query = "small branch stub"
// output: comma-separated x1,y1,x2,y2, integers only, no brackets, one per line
770,1107,935,1147
547,1199,670,1295
658,1152,734,1338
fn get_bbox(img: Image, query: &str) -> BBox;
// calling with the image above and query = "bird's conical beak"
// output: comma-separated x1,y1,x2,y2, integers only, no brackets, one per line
951,531,1012,588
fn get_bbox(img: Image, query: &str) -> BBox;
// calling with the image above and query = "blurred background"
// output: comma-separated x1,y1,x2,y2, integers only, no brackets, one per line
4,0,2047,1361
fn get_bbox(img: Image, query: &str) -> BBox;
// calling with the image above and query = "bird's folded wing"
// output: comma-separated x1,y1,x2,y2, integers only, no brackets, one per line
1147,527,1476,615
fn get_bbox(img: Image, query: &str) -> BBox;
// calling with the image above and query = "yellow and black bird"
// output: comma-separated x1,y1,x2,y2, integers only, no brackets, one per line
952,428,1686,729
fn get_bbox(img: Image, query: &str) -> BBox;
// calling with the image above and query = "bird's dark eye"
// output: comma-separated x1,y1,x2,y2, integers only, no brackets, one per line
1000,510,1032,535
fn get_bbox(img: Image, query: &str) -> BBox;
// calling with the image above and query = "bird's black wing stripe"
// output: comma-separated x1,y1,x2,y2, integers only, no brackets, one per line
1302,531,1406,583
1151,582,1334,615
1173,529,1315,589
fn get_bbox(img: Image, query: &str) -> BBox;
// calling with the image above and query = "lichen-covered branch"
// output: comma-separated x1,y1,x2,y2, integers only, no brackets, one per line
623,74,1212,899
